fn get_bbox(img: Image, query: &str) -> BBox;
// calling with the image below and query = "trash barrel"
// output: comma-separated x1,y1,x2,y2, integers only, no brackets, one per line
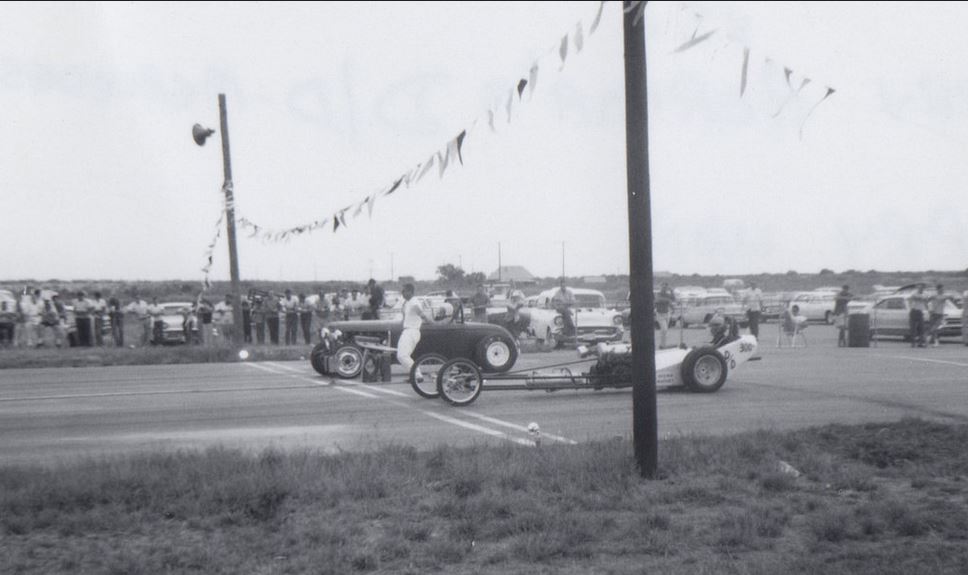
847,313,870,348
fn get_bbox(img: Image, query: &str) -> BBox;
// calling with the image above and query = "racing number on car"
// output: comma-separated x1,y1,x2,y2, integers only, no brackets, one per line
723,350,737,370
739,342,754,354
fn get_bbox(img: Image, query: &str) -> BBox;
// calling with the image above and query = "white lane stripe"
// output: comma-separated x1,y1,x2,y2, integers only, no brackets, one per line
244,363,534,445
245,362,285,374
263,362,307,374
460,411,578,444
420,410,535,446
891,355,968,368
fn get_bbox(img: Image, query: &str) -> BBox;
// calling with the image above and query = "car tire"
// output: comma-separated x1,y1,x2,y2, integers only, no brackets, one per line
310,342,330,376
333,345,363,379
477,334,518,373
437,358,483,407
824,311,834,325
410,353,446,398
680,347,728,393
543,327,558,351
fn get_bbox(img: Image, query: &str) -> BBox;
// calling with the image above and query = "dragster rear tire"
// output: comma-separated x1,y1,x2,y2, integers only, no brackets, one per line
681,346,728,393
310,342,330,376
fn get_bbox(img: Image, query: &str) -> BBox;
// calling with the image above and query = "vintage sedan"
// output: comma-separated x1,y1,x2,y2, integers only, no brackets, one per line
867,293,963,340
154,302,199,345
521,288,624,349
310,317,518,379
786,291,838,324
679,294,746,328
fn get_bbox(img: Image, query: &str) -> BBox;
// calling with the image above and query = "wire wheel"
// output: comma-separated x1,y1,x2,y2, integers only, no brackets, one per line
410,353,447,398
436,358,483,407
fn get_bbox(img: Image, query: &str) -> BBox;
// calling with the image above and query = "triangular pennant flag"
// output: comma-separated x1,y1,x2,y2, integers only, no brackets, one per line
334,215,340,232
487,109,496,132
386,176,404,195
590,1,605,34
739,47,750,97
352,200,364,218
416,155,436,182
799,87,836,140
367,193,377,218
784,67,793,88
674,29,717,53
456,130,466,165
559,33,569,69
574,22,584,52
528,63,539,99
517,78,528,100
437,145,451,178
505,87,514,123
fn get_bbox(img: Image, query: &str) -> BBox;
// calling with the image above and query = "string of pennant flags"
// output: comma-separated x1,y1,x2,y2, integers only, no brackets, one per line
228,0,611,246
200,0,838,285
671,3,836,138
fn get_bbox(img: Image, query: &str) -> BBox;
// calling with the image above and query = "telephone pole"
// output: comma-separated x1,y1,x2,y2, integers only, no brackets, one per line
624,1,657,478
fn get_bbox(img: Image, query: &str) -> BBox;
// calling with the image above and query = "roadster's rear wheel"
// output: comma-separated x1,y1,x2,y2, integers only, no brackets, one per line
333,345,363,379
477,334,518,373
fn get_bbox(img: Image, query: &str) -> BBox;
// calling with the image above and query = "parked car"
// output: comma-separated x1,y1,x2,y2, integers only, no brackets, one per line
786,291,838,324
154,302,198,345
310,317,518,378
866,293,963,340
522,287,623,348
679,294,745,328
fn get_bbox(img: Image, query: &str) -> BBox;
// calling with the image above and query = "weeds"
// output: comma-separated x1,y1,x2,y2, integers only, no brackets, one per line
3,419,968,574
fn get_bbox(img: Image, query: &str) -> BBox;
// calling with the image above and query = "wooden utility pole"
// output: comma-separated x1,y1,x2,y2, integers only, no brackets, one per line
218,93,244,345
623,1,657,478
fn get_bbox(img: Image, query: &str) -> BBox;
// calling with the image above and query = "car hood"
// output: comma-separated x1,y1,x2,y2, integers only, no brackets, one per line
326,319,512,336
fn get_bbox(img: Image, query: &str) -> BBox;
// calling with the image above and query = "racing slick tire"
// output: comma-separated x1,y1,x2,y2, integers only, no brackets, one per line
333,345,364,379
437,358,483,407
410,353,447,399
477,334,518,373
680,346,728,393
310,342,331,376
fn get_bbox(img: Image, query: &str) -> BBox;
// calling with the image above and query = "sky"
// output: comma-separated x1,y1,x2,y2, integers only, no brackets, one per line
3,1,968,283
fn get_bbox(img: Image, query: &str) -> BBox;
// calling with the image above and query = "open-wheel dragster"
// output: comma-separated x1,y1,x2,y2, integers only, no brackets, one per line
415,334,758,407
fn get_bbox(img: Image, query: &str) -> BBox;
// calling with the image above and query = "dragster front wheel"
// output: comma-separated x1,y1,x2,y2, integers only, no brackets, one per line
437,358,483,407
410,353,446,399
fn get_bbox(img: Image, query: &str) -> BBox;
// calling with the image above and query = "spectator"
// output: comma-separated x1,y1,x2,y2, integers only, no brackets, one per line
126,295,150,347
52,295,69,346
283,288,299,345
782,304,809,338
908,283,930,348
39,299,63,347
197,298,214,345
470,283,490,322
19,289,41,348
266,292,282,345
147,297,165,345
742,282,763,339
506,280,525,305
298,293,314,344
242,297,253,344
655,282,677,348
833,285,853,347
74,291,94,347
445,289,464,323
250,295,267,344
928,284,952,347
551,278,576,336
0,301,15,347
963,289,968,347
108,296,124,347
214,294,235,344
315,290,332,325
366,279,384,320
92,291,107,346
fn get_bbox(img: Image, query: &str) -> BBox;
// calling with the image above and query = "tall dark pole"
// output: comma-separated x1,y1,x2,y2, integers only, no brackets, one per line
218,93,244,345
623,2,657,478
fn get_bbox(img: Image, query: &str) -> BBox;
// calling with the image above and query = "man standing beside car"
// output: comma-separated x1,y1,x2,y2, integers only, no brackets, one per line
551,278,576,337
397,283,434,382
742,282,763,339
927,284,953,347
471,284,490,322
655,282,677,348
833,285,853,347
908,283,930,348
367,279,384,320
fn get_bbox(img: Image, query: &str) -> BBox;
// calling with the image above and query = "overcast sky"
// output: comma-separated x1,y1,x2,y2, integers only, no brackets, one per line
3,1,967,284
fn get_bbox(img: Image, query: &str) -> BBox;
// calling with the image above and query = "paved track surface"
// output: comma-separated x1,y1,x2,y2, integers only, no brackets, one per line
2,324,967,465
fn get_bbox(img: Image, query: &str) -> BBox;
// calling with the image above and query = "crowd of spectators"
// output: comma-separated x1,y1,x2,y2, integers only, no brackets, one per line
0,281,389,350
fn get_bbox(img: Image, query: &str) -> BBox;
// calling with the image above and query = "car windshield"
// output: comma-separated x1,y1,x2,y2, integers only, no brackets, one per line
575,294,605,307
162,304,190,314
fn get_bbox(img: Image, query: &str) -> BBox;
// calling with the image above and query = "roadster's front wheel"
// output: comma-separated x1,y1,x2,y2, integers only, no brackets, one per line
333,345,363,379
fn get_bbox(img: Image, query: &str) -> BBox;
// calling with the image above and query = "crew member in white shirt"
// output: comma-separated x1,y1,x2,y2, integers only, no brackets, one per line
397,283,435,382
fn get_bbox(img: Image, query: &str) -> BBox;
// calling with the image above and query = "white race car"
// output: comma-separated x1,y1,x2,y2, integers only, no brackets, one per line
430,334,759,406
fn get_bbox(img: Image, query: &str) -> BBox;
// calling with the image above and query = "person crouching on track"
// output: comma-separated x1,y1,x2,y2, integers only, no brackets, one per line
397,283,435,383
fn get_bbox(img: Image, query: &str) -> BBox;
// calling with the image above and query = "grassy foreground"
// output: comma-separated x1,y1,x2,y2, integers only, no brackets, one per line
3,419,968,574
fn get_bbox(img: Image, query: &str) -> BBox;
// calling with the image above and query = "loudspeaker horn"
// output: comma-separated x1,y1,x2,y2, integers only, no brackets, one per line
192,124,215,146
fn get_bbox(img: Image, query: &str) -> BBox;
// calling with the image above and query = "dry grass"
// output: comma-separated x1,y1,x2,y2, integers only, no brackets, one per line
3,418,968,574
